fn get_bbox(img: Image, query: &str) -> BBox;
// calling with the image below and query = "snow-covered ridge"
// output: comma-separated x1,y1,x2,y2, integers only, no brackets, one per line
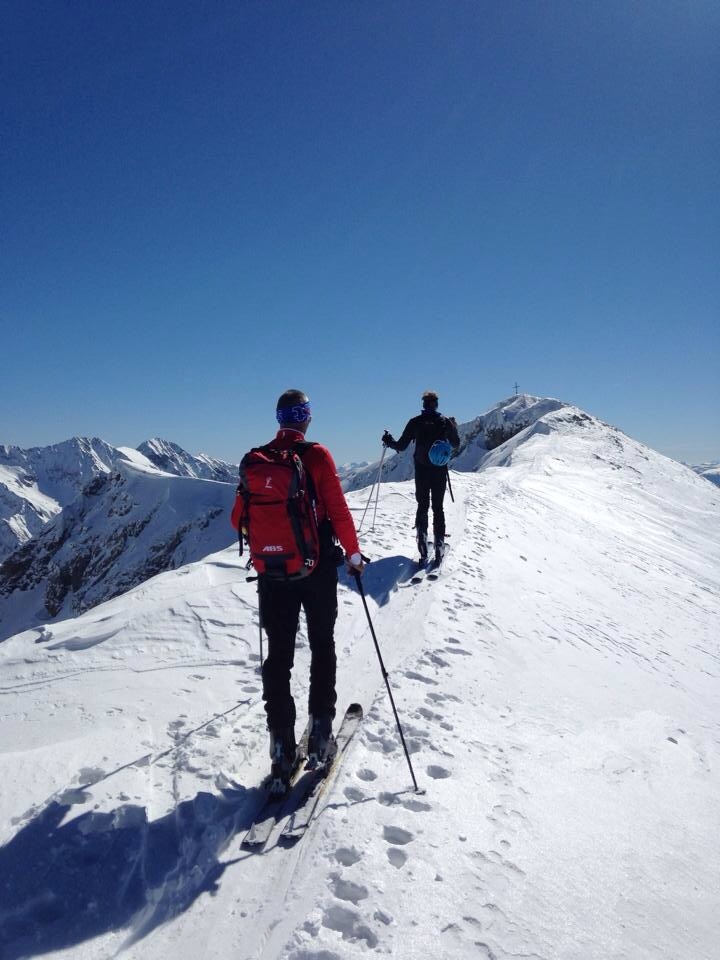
0,437,122,559
336,459,370,481
0,437,237,561
137,438,236,483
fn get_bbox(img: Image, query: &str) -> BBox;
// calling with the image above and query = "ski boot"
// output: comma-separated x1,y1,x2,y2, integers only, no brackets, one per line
434,537,445,565
268,728,297,796
307,714,337,768
416,530,429,563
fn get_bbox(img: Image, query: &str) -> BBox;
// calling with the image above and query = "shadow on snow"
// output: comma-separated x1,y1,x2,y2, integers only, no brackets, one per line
338,553,416,606
0,785,263,958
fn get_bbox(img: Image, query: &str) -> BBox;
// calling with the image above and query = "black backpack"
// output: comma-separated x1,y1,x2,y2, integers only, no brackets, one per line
415,415,451,464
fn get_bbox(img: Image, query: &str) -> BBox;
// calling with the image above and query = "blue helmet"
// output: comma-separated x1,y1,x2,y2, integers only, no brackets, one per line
428,439,452,466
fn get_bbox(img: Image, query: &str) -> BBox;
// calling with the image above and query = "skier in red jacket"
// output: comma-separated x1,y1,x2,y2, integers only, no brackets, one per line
234,388,364,793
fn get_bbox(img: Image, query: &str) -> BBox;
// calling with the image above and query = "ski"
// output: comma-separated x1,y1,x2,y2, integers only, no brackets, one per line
280,703,363,842
409,544,449,583
410,559,429,584
426,544,449,579
242,719,311,848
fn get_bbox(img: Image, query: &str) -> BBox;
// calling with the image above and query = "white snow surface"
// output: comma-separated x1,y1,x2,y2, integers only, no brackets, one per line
1,407,719,960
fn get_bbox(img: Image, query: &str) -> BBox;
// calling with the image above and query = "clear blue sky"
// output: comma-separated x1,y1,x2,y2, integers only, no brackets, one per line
2,1,718,466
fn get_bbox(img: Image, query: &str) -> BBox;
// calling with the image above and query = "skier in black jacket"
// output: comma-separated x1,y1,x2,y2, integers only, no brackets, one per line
382,390,460,563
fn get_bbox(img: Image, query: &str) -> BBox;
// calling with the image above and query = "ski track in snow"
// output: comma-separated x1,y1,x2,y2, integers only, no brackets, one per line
1,415,719,960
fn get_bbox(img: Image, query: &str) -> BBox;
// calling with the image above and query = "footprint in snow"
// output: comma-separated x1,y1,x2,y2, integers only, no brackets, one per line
357,768,377,782
288,947,342,960
426,691,461,704
427,764,451,780
334,846,363,866
417,706,443,722
322,905,378,948
383,825,414,845
330,875,369,905
365,731,398,754
387,847,408,869
343,785,366,803
425,652,450,669
404,670,438,686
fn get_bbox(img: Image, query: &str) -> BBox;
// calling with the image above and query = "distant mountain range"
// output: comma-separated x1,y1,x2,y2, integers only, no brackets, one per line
0,440,238,642
690,461,720,487
0,438,236,562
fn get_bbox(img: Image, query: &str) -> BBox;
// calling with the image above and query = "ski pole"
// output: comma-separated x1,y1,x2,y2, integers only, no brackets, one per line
352,572,421,793
257,582,264,667
371,443,385,530
246,573,265,667
358,445,387,533
445,466,454,503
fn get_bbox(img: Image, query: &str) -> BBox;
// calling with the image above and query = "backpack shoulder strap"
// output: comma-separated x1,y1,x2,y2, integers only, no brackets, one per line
293,440,317,452
293,441,318,500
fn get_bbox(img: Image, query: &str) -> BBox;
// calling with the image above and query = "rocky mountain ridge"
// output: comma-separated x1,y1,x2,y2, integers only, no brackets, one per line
0,457,236,642
0,437,236,562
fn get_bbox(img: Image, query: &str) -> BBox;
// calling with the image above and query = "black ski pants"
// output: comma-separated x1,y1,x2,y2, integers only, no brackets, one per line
414,462,448,540
259,556,338,735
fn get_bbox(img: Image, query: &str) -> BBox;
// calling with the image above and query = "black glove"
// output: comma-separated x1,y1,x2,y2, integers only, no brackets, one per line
382,430,394,447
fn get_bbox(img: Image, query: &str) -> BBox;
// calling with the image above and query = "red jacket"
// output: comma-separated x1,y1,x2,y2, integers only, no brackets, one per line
232,429,360,558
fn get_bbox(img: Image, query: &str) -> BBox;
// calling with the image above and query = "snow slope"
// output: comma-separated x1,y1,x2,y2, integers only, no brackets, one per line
1,406,719,960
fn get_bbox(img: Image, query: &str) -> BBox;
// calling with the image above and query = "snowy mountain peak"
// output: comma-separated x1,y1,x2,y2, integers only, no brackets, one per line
0,437,127,561
137,438,236,483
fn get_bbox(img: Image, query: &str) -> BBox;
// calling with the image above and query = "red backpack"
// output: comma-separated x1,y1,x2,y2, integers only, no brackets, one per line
231,442,320,578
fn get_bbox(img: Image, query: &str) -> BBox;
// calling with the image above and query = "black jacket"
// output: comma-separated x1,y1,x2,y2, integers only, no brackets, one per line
387,412,460,467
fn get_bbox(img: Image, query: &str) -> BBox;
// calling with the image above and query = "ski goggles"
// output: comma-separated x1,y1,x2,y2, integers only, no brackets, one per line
276,400,312,425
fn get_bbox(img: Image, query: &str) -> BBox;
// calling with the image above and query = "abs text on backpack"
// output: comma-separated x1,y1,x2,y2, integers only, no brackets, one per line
231,442,320,578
